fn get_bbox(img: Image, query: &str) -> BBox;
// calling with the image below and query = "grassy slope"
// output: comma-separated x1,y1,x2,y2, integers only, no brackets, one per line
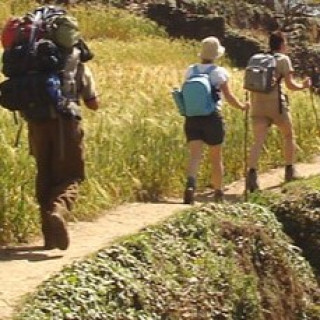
251,175,320,283
16,202,320,319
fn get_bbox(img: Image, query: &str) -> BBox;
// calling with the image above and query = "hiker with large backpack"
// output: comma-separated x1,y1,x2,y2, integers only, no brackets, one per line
0,6,99,250
244,31,311,192
178,36,249,204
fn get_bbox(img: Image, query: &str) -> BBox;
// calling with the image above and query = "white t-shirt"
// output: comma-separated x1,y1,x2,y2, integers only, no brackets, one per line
185,63,229,110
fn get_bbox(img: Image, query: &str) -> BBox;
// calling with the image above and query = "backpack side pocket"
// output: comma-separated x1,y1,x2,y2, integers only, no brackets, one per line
172,88,186,116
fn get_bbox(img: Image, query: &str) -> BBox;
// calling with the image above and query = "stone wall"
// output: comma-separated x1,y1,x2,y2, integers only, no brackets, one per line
146,3,320,77
223,31,264,67
147,4,225,40
35,0,320,78
146,4,263,67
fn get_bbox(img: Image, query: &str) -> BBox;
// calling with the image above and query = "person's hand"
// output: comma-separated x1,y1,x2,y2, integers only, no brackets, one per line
241,101,250,111
84,97,99,110
302,77,311,89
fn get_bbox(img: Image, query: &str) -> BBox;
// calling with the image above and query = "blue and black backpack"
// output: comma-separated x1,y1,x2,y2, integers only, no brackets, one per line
172,65,220,117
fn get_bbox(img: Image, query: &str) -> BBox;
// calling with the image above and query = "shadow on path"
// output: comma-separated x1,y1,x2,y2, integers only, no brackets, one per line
158,190,246,205
0,246,63,262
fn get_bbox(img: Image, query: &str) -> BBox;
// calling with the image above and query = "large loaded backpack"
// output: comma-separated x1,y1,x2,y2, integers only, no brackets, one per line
0,5,93,121
244,52,284,113
172,65,220,117
243,53,279,93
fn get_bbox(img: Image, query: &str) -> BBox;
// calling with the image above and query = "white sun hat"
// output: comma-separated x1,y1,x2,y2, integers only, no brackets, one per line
199,36,225,60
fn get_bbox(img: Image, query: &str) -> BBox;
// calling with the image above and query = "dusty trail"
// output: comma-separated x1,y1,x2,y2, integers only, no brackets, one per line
1,156,320,320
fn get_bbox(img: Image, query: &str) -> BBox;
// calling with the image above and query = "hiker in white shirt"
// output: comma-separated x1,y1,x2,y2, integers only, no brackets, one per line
183,36,249,204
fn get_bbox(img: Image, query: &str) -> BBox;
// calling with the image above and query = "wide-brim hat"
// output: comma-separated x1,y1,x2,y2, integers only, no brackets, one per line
199,36,225,61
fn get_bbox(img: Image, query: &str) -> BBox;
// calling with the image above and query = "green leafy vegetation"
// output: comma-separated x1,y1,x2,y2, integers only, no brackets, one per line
1,1,320,245
16,203,320,319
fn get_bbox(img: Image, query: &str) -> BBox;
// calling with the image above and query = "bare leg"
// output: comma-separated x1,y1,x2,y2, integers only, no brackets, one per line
208,144,223,191
277,118,297,181
246,118,270,192
184,140,203,204
186,140,203,182
248,118,270,169
277,119,296,166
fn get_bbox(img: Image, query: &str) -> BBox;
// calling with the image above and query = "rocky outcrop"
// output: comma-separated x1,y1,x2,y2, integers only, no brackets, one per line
35,0,320,77
147,5,225,40
146,3,264,67
146,2,320,77
223,31,264,67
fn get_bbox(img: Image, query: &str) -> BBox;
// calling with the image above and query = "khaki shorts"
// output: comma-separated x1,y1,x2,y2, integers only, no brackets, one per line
250,95,291,126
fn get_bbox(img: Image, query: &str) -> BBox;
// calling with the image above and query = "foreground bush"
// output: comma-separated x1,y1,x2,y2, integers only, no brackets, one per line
1,0,320,247
17,203,320,319
271,190,320,281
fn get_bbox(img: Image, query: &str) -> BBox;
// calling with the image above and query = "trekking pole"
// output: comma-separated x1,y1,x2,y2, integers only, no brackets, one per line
309,88,320,135
13,112,23,148
244,91,249,202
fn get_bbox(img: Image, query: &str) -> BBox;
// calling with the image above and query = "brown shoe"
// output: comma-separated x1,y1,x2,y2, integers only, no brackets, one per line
43,229,57,250
246,168,259,193
50,213,70,250
285,165,297,182
41,217,57,250
213,189,224,202
183,187,195,204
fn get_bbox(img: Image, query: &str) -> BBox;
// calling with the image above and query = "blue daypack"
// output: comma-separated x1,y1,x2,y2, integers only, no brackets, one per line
172,65,218,117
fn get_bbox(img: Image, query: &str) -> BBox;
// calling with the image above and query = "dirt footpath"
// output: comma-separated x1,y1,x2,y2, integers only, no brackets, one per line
1,156,320,320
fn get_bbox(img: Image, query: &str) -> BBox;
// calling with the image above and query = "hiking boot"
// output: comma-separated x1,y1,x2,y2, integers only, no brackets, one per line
49,212,70,250
44,240,56,250
285,165,298,182
42,226,57,250
183,186,195,204
213,189,224,202
183,176,196,204
246,168,259,193
41,216,57,250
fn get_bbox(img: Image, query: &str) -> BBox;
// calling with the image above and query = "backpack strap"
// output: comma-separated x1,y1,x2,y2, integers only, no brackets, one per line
205,65,216,75
191,64,216,76
277,75,283,114
28,10,43,46
190,65,217,88
192,65,199,75
273,53,284,114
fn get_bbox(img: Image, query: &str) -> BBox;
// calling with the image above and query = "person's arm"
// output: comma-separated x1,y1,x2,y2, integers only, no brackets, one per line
80,64,99,111
279,55,311,91
84,96,99,110
284,73,311,91
220,81,249,111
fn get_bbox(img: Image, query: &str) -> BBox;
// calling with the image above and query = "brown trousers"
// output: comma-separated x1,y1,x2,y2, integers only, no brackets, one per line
28,116,85,223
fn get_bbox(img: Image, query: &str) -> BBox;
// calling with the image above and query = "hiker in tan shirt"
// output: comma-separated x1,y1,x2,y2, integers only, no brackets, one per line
246,31,311,192
27,48,99,250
